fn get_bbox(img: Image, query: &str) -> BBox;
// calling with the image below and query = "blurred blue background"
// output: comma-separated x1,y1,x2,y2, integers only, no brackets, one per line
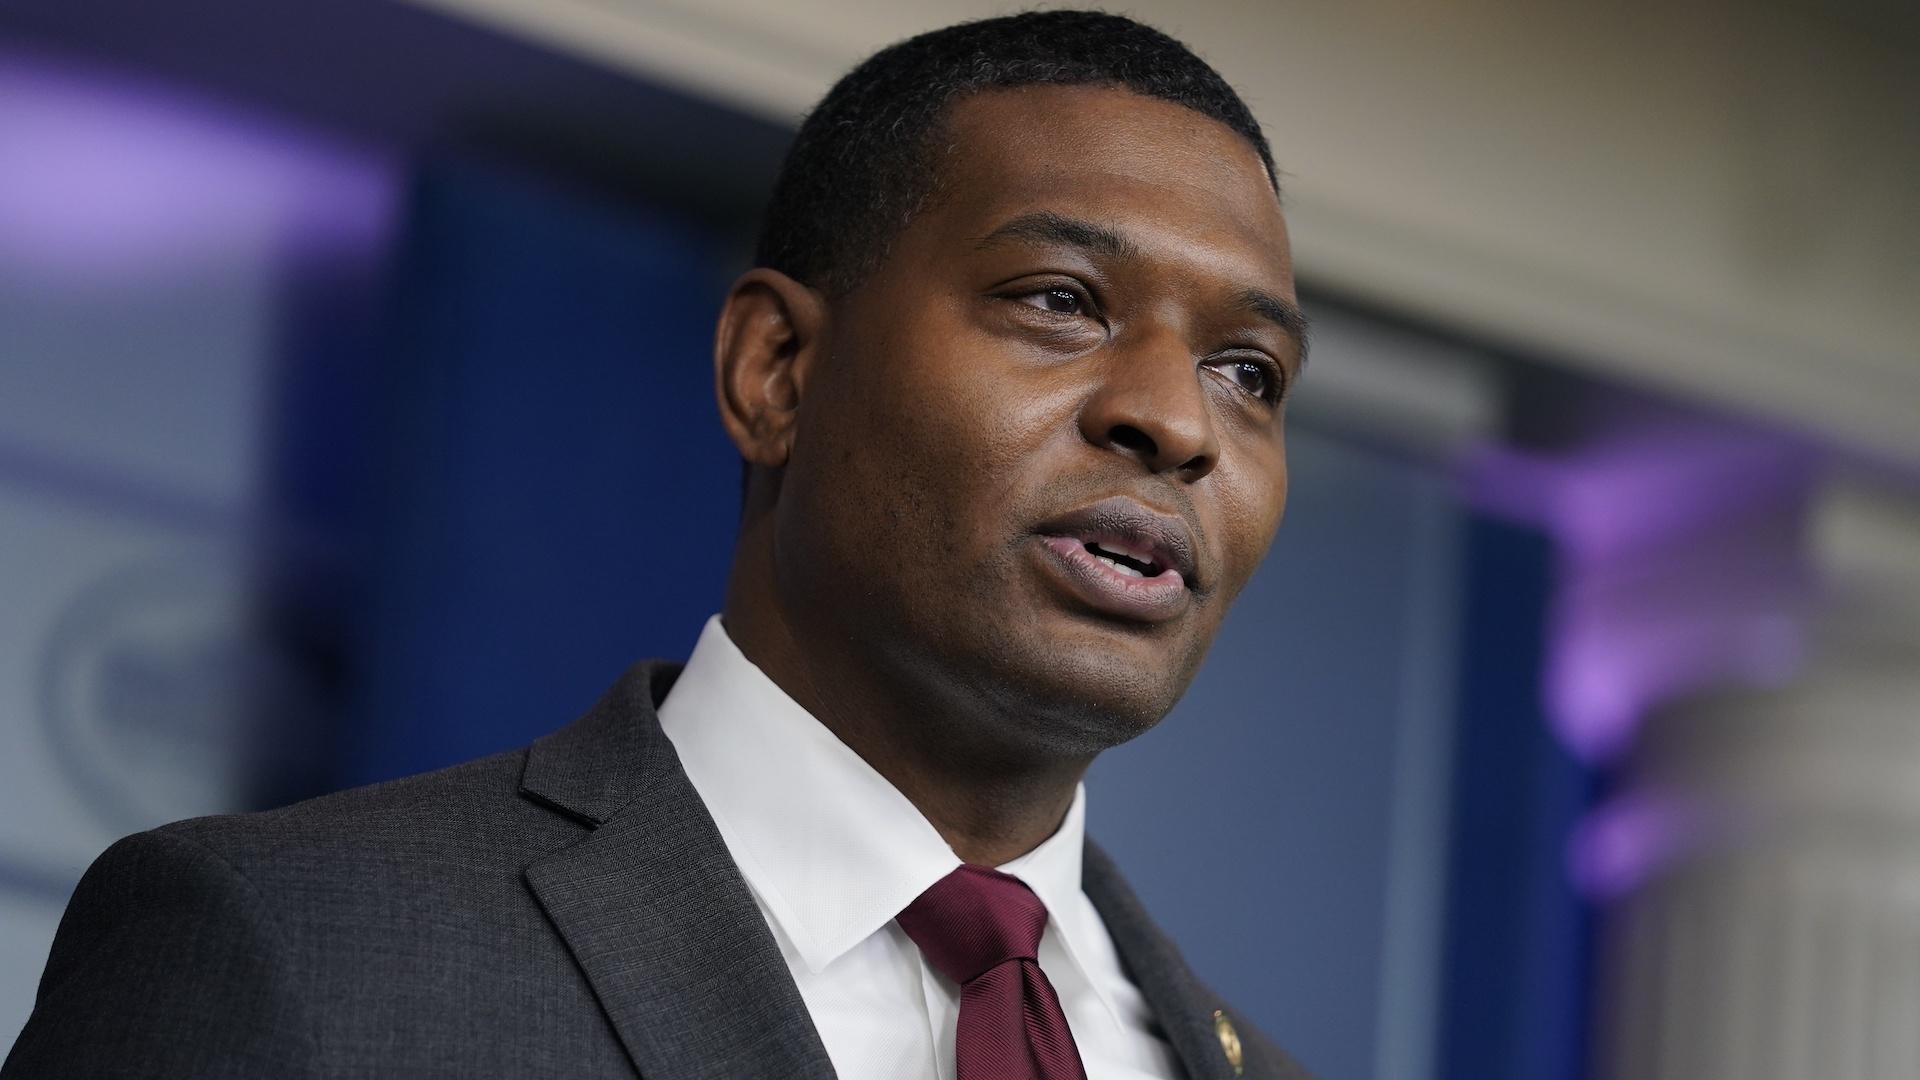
3,2,1917,1077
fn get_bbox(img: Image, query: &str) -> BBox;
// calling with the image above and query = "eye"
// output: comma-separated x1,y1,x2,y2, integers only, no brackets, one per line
1207,357,1282,403
1013,287,1090,316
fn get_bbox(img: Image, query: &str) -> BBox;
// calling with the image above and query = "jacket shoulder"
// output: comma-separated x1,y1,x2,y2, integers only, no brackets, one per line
154,744,576,877
9,671,682,1079
5,829,321,1077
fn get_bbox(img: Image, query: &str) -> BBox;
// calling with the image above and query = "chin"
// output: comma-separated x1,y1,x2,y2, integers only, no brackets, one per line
966,623,1201,757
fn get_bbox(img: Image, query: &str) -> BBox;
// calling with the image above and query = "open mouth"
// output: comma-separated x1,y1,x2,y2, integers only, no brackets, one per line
1031,497,1199,623
1081,537,1166,579
1033,496,1198,587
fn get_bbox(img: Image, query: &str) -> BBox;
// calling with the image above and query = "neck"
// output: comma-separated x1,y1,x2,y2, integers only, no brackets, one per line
722,516,1090,867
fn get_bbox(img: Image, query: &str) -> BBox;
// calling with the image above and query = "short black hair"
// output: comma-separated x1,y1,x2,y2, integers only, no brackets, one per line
753,10,1277,296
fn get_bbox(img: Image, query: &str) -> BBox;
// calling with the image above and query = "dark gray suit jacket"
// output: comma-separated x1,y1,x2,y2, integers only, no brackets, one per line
5,662,1313,1079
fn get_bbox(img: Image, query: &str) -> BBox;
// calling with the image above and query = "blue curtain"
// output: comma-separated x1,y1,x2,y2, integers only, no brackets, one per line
339,161,741,786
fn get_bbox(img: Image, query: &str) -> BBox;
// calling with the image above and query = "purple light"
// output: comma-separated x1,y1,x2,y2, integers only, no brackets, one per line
0,49,396,283
1548,605,1806,761
1466,428,1814,570
1464,423,1816,765
1568,790,1714,900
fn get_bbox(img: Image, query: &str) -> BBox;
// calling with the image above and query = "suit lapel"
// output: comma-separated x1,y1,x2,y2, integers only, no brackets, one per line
1083,840,1236,1080
519,662,836,1080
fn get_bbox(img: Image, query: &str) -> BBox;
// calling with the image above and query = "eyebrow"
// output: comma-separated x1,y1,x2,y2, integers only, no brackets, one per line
974,210,1311,365
975,210,1141,260
1241,289,1313,368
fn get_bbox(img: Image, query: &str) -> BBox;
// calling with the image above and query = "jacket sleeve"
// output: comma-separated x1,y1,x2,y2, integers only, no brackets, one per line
3,829,320,1078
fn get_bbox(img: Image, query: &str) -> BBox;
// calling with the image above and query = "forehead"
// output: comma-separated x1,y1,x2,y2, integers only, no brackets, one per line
920,84,1293,287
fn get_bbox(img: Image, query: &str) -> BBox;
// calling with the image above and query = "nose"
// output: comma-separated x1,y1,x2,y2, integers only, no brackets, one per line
1077,329,1219,481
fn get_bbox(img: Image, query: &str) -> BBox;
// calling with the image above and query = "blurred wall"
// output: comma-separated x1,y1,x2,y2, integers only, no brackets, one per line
406,0,1920,465
0,49,401,1047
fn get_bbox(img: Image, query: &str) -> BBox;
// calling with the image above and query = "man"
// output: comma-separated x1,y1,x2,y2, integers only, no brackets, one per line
7,10,1314,1079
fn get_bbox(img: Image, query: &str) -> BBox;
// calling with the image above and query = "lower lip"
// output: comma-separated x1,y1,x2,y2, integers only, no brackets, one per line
1035,536,1190,623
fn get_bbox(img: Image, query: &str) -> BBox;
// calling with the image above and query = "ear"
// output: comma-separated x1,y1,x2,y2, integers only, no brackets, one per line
712,268,828,469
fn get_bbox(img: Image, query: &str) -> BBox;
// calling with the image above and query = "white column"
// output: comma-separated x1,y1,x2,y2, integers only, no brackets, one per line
1595,479,1920,1080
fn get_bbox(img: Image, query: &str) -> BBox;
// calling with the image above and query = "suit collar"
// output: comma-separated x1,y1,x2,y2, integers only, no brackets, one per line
656,619,962,975
519,661,1239,1080
1083,840,1239,1080
518,661,836,1080
657,617,1102,995
518,661,679,827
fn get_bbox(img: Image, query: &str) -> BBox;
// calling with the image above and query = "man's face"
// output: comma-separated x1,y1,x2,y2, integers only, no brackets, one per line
773,85,1301,754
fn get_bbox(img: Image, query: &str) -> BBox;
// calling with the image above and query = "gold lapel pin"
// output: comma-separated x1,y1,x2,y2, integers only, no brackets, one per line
1212,1009,1244,1076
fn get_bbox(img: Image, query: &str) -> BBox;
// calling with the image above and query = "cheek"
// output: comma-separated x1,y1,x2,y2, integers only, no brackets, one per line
1213,446,1290,593
794,329,1062,565
859,335,1069,522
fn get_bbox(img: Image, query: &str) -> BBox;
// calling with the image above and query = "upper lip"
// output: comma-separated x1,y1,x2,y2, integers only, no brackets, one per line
1035,496,1201,589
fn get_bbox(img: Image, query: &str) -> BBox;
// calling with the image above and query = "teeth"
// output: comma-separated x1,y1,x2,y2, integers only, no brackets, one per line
1094,553,1146,578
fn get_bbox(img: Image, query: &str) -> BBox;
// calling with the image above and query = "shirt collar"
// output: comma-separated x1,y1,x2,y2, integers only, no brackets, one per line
997,787,1086,944
656,616,1091,977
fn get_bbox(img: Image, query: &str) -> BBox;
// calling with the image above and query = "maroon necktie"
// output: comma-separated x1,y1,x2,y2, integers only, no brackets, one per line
895,864,1089,1080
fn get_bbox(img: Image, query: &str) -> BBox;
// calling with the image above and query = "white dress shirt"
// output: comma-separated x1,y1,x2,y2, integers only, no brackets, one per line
656,616,1180,1080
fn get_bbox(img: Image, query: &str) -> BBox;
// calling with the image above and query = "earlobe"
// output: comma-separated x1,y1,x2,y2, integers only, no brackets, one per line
712,268,827,468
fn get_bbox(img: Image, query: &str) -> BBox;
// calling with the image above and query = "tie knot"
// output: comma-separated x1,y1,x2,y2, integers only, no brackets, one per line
895,864,1049,985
